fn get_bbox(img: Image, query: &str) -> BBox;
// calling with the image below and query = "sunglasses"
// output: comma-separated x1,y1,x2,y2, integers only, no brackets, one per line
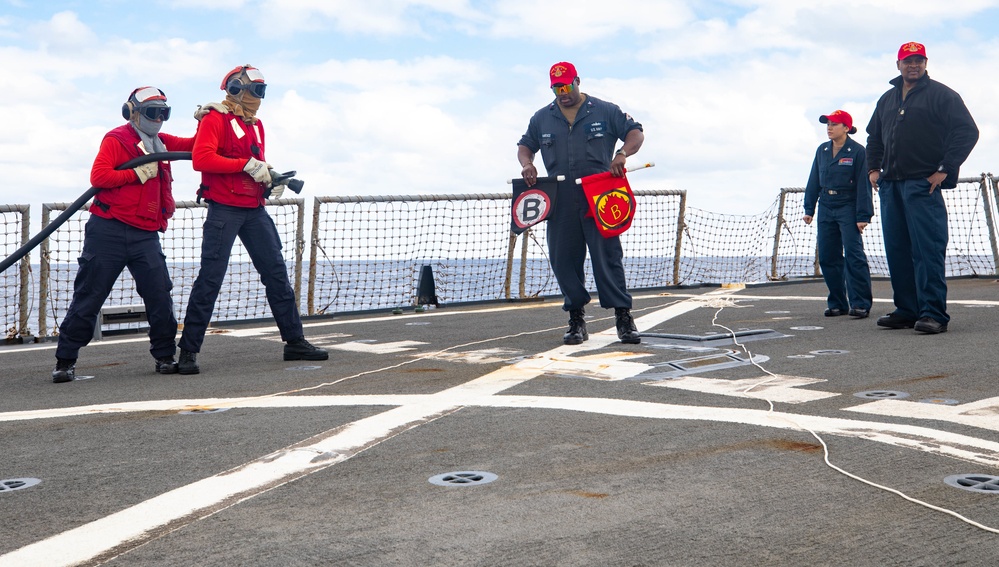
226,81,267,99
551,83,575,95
138,105,171,121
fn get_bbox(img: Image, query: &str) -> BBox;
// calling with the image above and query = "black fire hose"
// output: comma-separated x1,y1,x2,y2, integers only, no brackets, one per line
0,151,192,274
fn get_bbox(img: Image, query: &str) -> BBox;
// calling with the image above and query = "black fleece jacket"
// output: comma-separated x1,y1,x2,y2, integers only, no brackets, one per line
865,72,978,189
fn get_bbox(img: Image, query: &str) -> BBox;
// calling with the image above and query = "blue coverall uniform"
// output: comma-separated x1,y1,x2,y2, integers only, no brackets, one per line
517,95,643,311
56,216,178,361
178,110,304,354
803,136,874,313
866,72,979,325
56,125,191,363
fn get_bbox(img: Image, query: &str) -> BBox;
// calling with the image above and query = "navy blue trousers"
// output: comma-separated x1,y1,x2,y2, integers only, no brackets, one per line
546,183,632,311
56,216,177,360
179,203,303,352
878,178,949,324
816,202,872,311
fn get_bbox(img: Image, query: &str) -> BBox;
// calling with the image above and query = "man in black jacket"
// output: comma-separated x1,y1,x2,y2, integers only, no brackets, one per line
866,41,979,334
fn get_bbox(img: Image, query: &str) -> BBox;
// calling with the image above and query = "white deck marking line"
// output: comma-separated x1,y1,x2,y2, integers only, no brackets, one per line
475,396,999,466
2,392,995,466
432,347,524,364
521,351,655,381
844,396,999,432
647,374,840,403
328,340,428,354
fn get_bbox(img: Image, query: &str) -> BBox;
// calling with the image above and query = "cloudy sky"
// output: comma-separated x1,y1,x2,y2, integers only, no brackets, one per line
1,0,997,222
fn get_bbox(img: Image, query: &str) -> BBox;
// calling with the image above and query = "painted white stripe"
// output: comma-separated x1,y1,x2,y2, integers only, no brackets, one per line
476,395,999,466
328,340,428,354
0,396,422,422
647,374,840,404
433,347,524,364
516,351,654,381
844,397,999,432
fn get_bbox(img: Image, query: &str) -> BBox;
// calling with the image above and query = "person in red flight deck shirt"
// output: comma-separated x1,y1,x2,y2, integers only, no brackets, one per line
176,65,328,375
52,86,194,383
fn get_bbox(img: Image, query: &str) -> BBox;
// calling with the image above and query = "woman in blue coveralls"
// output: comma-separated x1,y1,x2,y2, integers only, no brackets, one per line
802,110,874,318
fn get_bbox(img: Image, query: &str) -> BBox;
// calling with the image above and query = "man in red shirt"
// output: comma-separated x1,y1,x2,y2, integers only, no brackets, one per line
52,87,194,383
177,65,328,374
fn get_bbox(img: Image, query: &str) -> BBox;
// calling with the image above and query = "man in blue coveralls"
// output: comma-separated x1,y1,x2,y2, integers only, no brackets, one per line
517,61,645,345
866,42,978,334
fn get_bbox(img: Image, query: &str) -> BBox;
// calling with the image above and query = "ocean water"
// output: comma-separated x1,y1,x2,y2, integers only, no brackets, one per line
4,249,998,339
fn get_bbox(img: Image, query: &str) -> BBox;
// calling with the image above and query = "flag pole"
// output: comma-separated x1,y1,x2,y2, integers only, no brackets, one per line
575,161,655,185
506,175,566,184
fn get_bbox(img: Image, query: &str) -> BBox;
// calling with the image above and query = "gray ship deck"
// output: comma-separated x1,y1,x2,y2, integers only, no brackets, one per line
2,277,998,566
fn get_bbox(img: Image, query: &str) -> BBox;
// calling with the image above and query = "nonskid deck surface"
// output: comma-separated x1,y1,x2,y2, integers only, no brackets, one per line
1,278,998,566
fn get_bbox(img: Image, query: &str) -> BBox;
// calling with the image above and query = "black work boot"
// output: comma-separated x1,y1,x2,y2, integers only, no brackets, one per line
178,350,200,375
615,308,641,344
52,358,76,383
284,338,329,361
155,356,179,374
563,309,588,345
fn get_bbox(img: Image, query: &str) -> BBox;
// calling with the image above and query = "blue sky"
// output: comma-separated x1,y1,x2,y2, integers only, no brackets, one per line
1,0,998,221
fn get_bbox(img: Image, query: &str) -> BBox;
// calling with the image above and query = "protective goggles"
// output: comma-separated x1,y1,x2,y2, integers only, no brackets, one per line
138,105,171,121
128,86,170,121
224,67,267,98
551,83,575,95
228,81,267,98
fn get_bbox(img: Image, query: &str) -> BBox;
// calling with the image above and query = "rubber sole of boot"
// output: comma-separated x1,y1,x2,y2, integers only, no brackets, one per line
284,352,330,361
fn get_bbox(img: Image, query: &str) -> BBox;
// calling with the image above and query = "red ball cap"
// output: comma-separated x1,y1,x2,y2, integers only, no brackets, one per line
819,110,856,134
549,62,577,86
898,41,926,61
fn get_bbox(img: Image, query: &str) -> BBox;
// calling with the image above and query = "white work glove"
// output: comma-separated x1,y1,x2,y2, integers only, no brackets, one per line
243,157,272,184
267,179,288,199
133,162,158,184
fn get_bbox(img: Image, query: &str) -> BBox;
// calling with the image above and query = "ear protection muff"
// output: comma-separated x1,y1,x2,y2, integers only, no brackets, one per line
121,100,135,120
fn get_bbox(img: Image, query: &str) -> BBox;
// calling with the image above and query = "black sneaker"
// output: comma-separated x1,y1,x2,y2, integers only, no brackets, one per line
178,350,200,375
563,309,588,345
284,338,329,361
615,308,641,344
876,312,917,329
52,358,76,383
848,308,870,319
155,357,179,374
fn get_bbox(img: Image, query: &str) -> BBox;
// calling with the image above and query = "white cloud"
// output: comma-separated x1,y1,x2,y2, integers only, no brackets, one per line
1,0,998,226
27,11,96,49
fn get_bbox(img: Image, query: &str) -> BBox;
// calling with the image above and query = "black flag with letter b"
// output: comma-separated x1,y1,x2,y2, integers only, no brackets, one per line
510,176,559,234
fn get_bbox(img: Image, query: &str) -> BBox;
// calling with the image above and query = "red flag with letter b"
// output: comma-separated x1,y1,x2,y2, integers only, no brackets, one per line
579,171,636,238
